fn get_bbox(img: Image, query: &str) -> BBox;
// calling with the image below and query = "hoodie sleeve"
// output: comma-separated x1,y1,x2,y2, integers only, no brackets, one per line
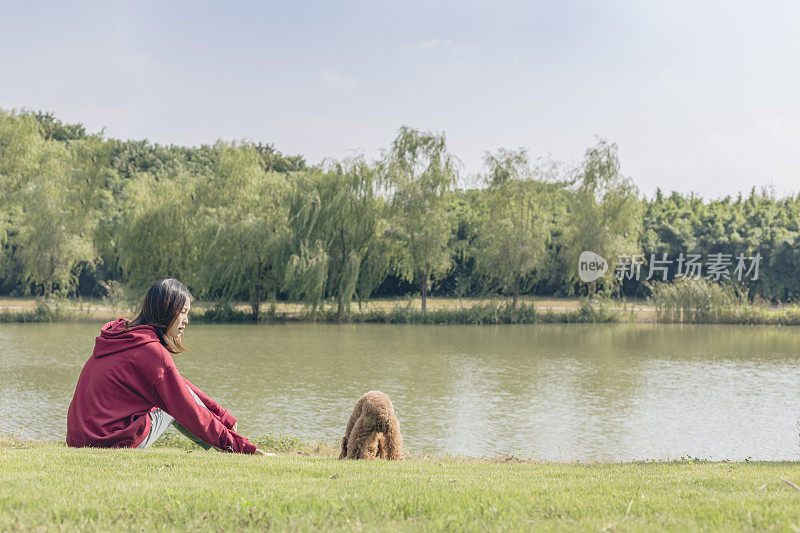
182,376,238,429
154,365,258,454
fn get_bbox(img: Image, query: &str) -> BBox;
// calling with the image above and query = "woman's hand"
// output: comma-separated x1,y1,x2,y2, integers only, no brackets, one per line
231,422,238,433
255,449,276,456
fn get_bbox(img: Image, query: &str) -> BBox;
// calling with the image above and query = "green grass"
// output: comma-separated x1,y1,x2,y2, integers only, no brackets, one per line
3,438,800,531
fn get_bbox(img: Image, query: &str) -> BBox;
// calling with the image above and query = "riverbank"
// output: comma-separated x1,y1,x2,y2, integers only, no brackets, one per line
2,295,800,325
0,296,630,324
3,437,800,531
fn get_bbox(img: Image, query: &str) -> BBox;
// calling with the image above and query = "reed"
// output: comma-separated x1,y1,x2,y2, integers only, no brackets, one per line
348,299,621,325
648,278,743,323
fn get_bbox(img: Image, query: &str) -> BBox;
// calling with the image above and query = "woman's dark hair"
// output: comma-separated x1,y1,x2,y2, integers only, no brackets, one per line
127,278,194,354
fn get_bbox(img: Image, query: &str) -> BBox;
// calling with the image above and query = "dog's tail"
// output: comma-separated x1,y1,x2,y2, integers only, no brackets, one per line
383,417,405,460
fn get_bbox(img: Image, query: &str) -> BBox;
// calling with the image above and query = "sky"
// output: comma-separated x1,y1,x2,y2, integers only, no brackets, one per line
2,0,799,198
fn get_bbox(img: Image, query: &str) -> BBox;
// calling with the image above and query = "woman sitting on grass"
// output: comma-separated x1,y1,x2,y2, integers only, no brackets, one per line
67,278,267,455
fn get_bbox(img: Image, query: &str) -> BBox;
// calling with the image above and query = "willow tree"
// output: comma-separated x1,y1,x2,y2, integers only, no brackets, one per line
13,136,88,296
0,111,36,212
282,170,330,316
0,111,40,283
1,112,110,296
284,160,392,315
117,168,200,295
283,239,329,316
384,126,458,312
354,231,393,310
472,148,551,308
563,139,642,294
198,142,291,320
312,158,388,315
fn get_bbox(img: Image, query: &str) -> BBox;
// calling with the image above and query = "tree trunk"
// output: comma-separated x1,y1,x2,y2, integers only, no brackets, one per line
512,276,520,309
421,275,428,313
250,301,260,322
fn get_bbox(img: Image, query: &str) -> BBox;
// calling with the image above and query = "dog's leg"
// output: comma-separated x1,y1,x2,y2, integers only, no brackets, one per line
376,433,386,459
340,396,365,459
345,417,367,459
364,431,381,459
383,417,405,460
344,396,365,437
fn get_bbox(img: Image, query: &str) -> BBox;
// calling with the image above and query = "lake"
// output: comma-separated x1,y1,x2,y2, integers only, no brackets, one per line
2,322,799,461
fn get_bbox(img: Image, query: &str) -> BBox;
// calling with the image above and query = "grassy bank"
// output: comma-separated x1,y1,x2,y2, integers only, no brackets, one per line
3,437,800,531
0,296,632,324
3,295,800,325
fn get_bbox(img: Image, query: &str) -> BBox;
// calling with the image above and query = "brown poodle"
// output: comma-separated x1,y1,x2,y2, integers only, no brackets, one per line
339,390,404,460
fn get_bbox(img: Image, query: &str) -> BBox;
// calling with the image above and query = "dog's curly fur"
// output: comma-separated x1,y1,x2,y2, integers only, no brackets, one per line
339,390,404,460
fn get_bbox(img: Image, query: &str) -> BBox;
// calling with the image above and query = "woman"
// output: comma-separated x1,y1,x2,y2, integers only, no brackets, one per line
67,278,267,455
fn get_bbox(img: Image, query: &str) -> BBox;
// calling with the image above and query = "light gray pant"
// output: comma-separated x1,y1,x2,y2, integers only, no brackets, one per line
137,386,218,451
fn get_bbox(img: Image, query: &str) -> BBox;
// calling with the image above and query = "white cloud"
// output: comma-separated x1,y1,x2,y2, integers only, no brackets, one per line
318,69,357,90
418,39,474,52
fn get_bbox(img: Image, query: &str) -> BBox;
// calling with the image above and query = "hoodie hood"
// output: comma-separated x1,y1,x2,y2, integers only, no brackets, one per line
93,318,162,357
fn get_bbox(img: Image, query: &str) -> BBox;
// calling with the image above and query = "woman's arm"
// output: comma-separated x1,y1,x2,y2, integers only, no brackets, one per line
155,365,258,454
182,376,238,429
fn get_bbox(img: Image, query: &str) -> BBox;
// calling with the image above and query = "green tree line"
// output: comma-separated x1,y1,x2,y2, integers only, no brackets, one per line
2,109,799,318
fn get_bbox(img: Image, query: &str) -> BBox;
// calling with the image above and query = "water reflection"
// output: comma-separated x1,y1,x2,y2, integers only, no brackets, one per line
1,322,799,460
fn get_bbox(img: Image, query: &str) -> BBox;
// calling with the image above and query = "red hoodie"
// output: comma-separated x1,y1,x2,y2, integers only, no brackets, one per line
67,318,258,454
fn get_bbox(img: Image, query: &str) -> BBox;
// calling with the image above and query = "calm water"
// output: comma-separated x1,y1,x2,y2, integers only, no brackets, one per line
2,322,800,461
